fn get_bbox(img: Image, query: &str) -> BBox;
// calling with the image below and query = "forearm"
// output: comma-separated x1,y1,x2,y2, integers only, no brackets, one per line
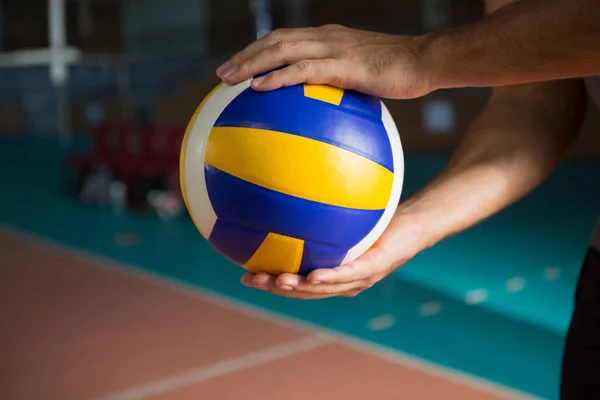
423,0,600,91
397,80,586,248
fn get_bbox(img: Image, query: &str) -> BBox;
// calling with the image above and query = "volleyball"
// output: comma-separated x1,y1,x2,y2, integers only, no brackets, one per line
180,79,404,276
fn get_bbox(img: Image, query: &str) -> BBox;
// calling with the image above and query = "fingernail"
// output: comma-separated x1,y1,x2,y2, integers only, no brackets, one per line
251,76,265,87
279,285,293,291
220,66,237,79
216,62,230,76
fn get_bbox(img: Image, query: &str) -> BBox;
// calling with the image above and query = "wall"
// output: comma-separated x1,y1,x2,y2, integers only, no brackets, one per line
385,88,600,159
123,0,207,56
204,0,254,56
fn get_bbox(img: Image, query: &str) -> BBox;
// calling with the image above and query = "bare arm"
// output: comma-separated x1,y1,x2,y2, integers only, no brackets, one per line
398,80,586,249
426,0,600,90
218,0,600,99
392,0,590,248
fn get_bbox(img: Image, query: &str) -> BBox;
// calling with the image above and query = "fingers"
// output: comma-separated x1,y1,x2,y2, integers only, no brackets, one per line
276,273,375,295
264,288,337,300
240,272,276,290
250,59,343,91
223,42,333,86
217,28,322,83
240,272,364,299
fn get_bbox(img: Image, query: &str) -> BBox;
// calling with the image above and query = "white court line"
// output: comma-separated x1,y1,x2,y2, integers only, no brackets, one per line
95,335,333,400
0,224,545,400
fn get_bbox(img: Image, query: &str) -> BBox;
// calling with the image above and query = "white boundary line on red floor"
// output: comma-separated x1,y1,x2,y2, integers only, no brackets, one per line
0,225,546,400
97,335,333,400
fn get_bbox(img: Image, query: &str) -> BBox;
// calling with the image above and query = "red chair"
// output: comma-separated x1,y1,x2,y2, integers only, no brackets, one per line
138,125,184,177
109,125,145,184
62,123,124,193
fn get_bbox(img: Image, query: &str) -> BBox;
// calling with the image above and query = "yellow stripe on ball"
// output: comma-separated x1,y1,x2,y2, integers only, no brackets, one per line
303,84,344,105
205,126,393,210
243,233,304,274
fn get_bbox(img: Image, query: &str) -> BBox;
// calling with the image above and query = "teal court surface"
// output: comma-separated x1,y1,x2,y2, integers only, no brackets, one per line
2,136,599,399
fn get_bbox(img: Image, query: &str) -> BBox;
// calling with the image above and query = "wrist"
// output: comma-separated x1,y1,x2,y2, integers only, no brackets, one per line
417,29,463,92
387,33,448,98
388,205,443,255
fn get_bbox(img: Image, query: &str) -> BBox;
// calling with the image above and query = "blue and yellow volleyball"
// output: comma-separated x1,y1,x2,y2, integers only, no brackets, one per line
180,79,404,276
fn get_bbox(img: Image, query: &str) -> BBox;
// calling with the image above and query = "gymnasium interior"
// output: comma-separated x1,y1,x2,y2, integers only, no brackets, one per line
2,1,600,399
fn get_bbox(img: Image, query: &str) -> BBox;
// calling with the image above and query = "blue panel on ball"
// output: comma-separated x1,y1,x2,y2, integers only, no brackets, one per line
214,86,394,172
205,165,384,249
339,89,383,121
208,219,268,265
298,242,348,275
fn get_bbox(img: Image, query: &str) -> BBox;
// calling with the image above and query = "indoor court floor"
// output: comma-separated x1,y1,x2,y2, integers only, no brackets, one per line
1,229,521,400
3,137,599,399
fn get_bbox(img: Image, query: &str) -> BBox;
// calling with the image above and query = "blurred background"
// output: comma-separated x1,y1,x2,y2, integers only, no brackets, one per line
2,1,600,399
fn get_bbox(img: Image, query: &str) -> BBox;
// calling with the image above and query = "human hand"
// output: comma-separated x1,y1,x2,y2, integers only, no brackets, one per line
216,24,434,99
240,211,431,299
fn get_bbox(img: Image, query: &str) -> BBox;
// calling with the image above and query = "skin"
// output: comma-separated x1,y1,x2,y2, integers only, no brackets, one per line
218,0,600,96
217,0,595,299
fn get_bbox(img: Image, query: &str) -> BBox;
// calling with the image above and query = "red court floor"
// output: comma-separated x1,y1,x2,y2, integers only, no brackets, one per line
0,229,528,400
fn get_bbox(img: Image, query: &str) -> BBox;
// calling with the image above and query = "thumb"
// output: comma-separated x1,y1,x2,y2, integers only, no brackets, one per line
307,247,391,285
